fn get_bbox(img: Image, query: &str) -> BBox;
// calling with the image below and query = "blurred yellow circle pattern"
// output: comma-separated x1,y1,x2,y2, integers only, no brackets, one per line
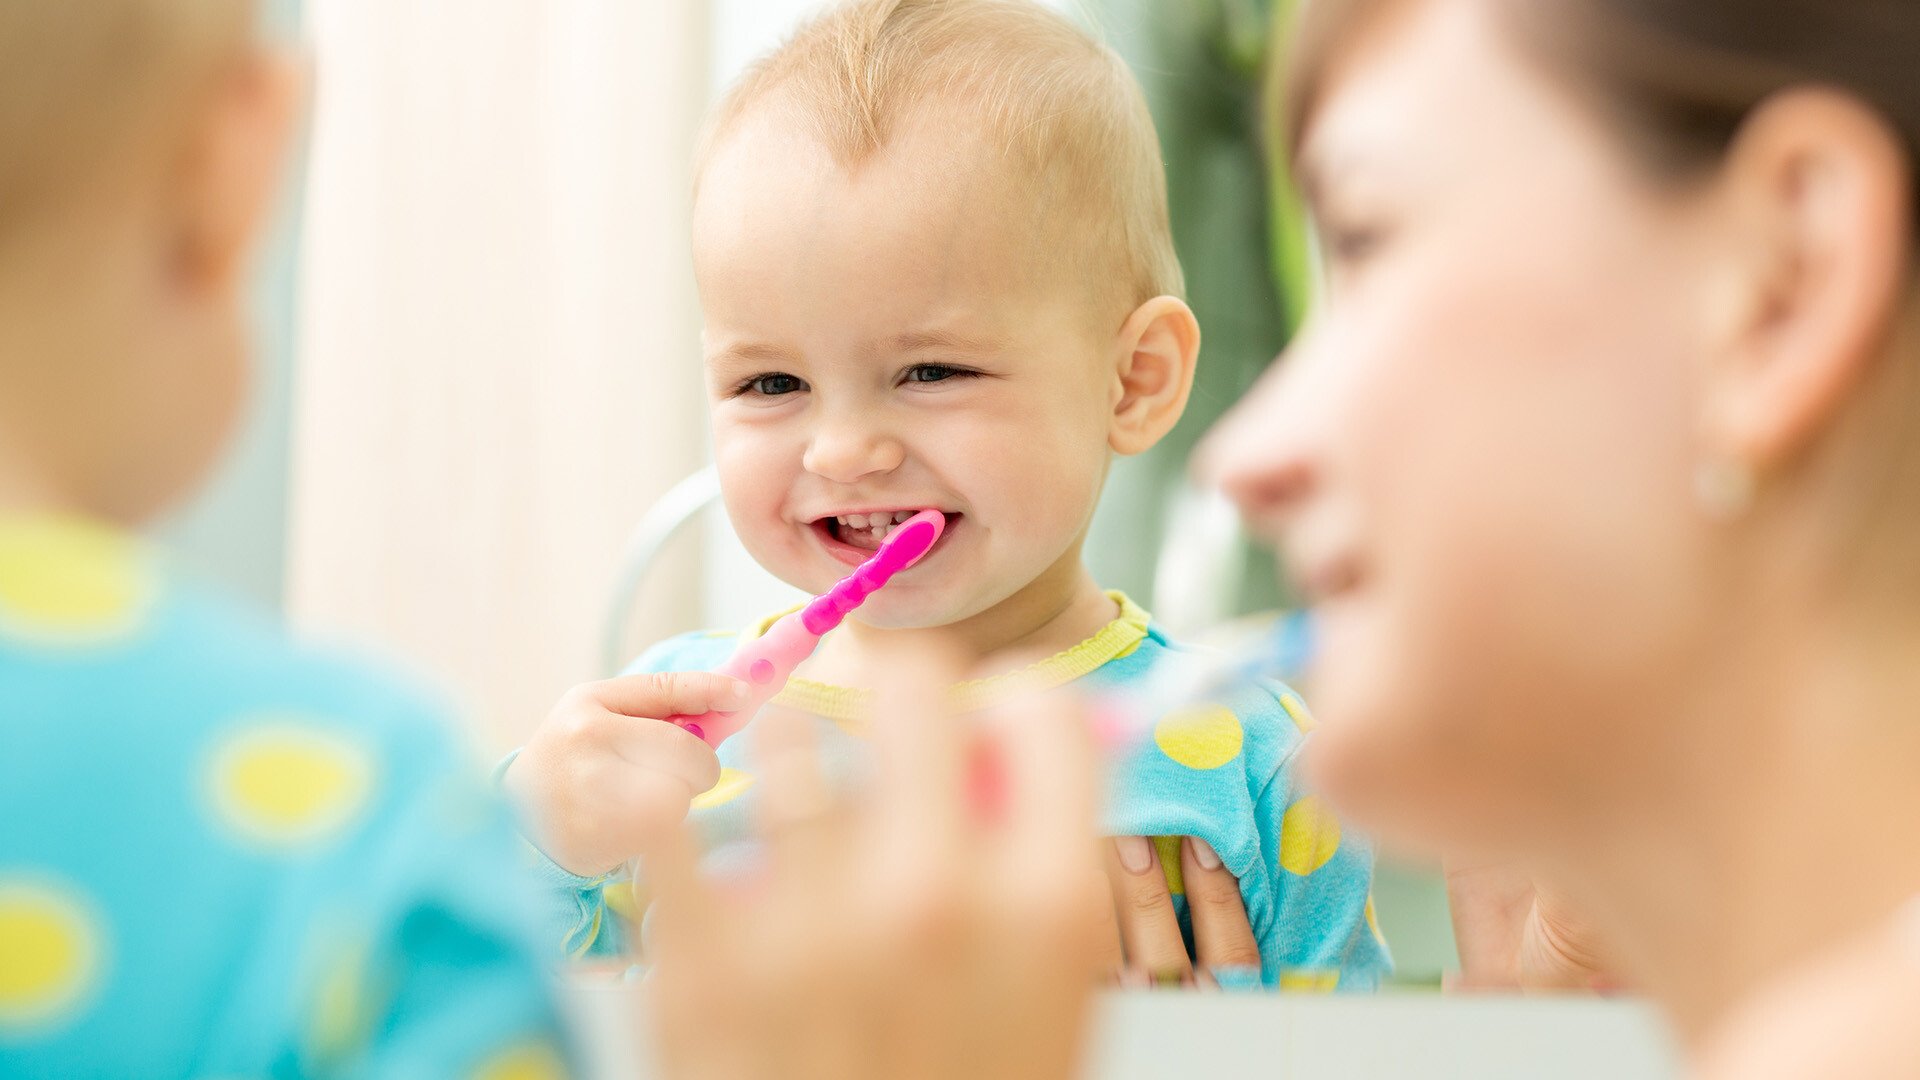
306,935,374,1062
1278,969,1341,993
0,877,104,1033
472,1040,568,1080
1153,705,1243,770
1279,692,1317,734
210,722,374,847
0,517,152,645
690,768,755,811
1277,796,1343,876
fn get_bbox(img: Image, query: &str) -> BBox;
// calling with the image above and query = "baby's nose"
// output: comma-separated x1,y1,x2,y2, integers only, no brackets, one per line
802,420,906,484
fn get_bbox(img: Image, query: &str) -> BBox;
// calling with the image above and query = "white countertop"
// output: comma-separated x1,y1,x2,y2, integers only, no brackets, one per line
563,977,1681,1079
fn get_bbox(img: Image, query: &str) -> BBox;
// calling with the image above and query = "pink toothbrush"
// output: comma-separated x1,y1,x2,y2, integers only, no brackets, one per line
664,510,946,747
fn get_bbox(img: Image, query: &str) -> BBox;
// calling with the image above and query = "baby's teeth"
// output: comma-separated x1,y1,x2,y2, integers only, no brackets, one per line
892,511,912,524
865,513,887,529
874,524,892,541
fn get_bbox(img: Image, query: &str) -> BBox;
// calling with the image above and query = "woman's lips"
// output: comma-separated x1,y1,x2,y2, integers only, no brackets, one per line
1296,553,1365,605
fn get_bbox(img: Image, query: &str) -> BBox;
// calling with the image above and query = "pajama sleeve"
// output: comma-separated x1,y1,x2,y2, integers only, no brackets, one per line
1248,702,1392,989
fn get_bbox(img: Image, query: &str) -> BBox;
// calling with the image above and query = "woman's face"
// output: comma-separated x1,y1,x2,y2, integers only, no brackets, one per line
1205,0,1730,849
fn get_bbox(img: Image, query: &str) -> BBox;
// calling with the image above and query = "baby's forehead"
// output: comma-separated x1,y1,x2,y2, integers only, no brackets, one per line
694,103,1110,307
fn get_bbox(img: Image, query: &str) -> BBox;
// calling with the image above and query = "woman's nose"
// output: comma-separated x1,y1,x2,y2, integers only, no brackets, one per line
1198,353,1317,533
802,417,906,484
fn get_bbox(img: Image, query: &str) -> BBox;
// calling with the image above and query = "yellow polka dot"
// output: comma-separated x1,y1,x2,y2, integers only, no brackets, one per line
1277,796,1342,876
1153,705,1243,770
1278,969,1340,993
1279,692,1316,734
1365,895,1384,945
210,723,373,847
472,1040,568,1080
691,768,755,811
0,517,152,645
1153,836,1185,896
0,878,103,1032
307,937,374,1061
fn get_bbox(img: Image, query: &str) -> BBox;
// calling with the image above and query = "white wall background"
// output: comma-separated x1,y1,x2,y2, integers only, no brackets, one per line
287,0,710,751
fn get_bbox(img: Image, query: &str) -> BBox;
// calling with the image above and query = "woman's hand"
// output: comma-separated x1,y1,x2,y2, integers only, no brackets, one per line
1102,835,1261,988
504,672,742,877
643,668,1106,1080
1445,858,1619,991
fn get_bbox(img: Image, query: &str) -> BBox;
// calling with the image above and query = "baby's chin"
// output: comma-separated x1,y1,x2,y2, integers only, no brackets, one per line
760,564,987,632
836,582,983,631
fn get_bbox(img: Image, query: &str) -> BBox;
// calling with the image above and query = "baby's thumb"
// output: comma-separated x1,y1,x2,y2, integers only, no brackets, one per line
591,670,752,719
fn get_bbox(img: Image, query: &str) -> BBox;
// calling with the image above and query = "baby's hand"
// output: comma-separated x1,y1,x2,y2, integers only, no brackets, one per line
505,672,746,878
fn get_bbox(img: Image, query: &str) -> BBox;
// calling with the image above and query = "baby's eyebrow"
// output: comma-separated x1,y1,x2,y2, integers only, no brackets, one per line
890,329,1005,355
706,341,798,369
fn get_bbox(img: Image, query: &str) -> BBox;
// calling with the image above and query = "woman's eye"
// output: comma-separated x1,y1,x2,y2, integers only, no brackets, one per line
1323,223,1388,267
740,372,806,397
901,364,979,386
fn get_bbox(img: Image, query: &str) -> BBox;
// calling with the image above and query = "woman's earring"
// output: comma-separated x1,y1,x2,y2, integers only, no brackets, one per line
1694,456,1757,520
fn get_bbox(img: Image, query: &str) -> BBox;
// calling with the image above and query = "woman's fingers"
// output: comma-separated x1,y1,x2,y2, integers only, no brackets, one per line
1088,861,1125,979
1182,836,1261,974
753,707,842,889
639,816,717,968
1106,836,1193,984
990,689,1097,881
869,643,970,866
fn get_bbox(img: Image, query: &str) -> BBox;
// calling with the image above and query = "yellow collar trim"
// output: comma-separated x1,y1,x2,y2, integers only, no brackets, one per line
0,514,157,645
739,590,1152,729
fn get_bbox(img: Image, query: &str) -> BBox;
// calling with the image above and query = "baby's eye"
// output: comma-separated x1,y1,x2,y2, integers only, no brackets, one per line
736,372,808,397
900,364,980,386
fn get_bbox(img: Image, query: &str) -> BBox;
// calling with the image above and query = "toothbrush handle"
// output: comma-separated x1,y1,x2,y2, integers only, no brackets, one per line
663,612,822,748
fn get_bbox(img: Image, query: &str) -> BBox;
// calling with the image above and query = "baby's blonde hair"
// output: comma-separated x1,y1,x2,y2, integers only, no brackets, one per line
698,0,1185,311
0,0,253,243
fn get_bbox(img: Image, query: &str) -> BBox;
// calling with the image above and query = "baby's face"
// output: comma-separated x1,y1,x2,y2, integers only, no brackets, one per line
693,109,1119,628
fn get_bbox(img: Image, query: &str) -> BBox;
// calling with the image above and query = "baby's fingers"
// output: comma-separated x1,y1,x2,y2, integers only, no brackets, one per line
585,671,751,720
606,711,722,794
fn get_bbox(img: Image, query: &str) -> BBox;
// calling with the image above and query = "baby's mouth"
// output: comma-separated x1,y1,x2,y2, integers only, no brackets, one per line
808,509,960,566
826,510,930,551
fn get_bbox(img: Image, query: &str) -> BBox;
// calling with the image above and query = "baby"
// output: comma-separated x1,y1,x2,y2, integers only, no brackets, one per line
510,0,1388,989
0,1,565,1075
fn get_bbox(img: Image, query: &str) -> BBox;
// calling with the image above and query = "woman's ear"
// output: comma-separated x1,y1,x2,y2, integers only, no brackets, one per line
172,46,306,296
1701,88,1912,476
1109,295,1202,456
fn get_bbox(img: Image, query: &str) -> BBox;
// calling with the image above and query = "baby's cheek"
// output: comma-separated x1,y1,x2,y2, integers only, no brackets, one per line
714,446,799,554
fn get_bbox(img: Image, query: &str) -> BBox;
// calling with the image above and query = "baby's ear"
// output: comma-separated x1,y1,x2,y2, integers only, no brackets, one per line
171,47,305,297
1108,296,1201,456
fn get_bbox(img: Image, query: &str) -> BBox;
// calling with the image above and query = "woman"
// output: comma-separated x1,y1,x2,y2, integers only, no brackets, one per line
646,0,1920,1076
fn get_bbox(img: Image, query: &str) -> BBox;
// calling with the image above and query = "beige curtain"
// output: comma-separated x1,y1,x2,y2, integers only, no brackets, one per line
288,0,710,751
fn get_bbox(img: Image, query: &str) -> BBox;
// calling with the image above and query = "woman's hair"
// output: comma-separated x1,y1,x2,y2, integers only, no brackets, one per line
1278,0,1920,231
